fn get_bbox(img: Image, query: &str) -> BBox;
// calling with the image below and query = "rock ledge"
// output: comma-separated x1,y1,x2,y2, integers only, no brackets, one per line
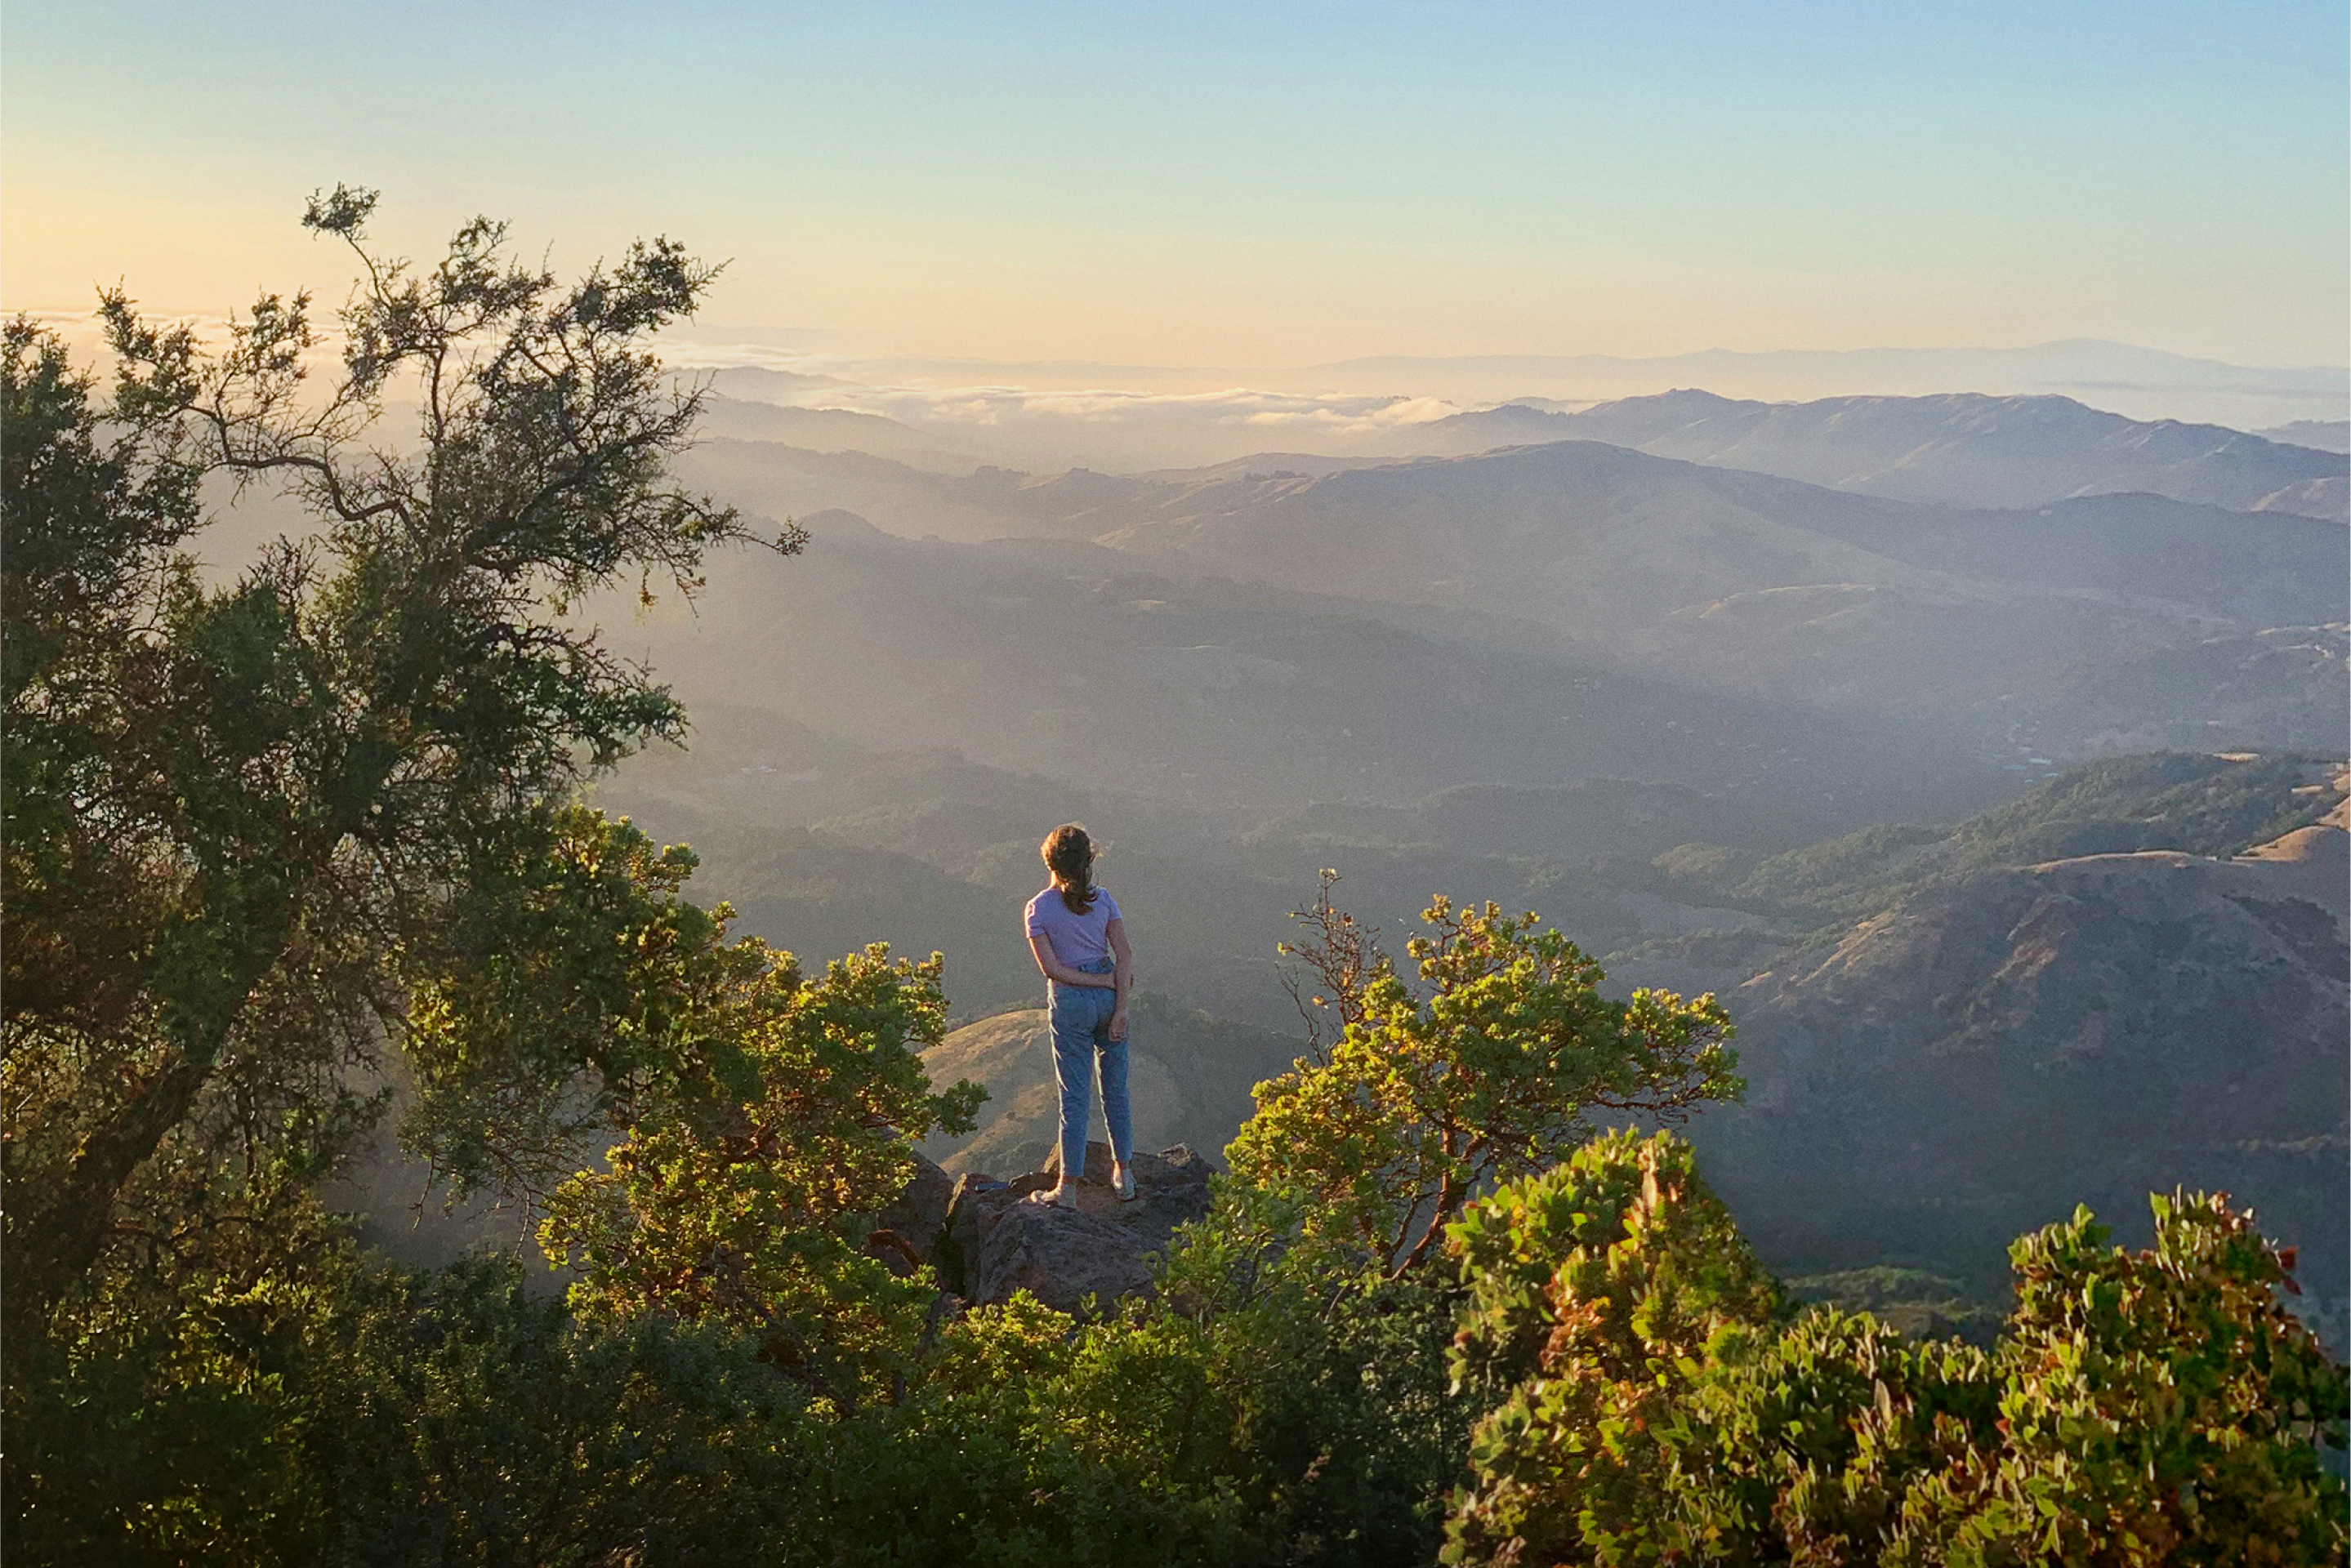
929,1143,1216,1314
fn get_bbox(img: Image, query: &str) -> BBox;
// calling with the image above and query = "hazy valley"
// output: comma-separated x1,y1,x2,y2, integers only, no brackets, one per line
588,383,2350,1340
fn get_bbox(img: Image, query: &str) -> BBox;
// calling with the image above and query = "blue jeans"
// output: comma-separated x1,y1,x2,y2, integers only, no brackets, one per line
1048,957,1130,1182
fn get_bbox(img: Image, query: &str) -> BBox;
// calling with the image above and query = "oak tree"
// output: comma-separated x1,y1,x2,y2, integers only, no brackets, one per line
1,185,793,1344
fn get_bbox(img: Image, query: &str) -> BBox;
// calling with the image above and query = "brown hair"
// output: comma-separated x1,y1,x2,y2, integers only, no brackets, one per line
1041,823,1098,914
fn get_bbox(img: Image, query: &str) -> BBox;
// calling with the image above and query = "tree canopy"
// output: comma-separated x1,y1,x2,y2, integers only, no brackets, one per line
2,186,800,1345
1230,875,1741,1274
1444,1136,2349,1565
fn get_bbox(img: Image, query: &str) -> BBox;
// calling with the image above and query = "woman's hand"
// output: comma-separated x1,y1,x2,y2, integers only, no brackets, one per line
1028,932,1123,988
1106,916,1135,1012
1107,1002,1129,1042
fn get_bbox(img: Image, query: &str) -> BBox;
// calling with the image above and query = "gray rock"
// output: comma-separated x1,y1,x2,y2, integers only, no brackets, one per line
947,1143,1217,1312
939,1170,1047,1295
1126,1143,1216,1249
871,1148,957,1265
971,1202,1154,1314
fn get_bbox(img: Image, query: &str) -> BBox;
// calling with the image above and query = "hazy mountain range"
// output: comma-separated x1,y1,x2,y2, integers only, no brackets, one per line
611,506,1998,818
579,367,2350,1339
695,376,2349,516
2260,419,2351,453
683,336,2349,430
1290,341,2351,426
1383,390,2348,518
668,431,2346,768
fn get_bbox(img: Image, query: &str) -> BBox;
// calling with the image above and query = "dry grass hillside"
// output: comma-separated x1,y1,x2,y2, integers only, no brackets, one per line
1697,792,2349,1345
918,995,1300,1178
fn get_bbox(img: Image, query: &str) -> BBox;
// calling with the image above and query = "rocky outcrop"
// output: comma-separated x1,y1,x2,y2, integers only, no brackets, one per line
967,1203,1156,1314
935,1142,1215,1315
868,1148,956,1269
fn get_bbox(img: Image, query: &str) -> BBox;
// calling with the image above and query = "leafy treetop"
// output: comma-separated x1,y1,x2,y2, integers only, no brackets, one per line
2,185,789,1342
1443,1134,2349,1566
1229,874,1741,1277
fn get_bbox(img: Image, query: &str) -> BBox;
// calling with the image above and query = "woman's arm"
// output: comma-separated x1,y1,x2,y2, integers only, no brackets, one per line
1105,918,1133,1040
1028,931,1116,988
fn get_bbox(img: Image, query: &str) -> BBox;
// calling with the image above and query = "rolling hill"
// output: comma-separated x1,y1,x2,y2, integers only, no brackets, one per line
1697,797,2348,1346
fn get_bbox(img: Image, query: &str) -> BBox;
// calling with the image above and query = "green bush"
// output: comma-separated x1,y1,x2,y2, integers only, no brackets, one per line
794,1188,1480,1568
7,1307,324,1566
1444,1132,2349,1566
300,1256,804,1567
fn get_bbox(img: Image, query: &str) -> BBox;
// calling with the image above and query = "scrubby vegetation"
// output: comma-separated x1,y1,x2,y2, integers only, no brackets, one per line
1445,1135,2345,1566
6,198,2341,1566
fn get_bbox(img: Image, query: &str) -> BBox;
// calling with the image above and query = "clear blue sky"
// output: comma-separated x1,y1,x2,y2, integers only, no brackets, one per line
6,1,2344,364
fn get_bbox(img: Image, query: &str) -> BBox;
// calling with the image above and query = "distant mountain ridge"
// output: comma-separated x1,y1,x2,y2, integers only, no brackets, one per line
2261,419,2350,453
691,376,2347,520
670,336,2348,429
693,395,990,473
1087,438,2348,739
1301,340,2349,428
1391,390,2348,519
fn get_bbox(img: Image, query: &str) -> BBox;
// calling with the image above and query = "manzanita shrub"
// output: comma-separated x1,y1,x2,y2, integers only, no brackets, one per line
1234,892,1740,1278
1443,1131,2348,1566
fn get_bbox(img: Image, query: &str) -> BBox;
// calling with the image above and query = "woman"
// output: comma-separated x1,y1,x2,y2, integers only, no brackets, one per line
1024,823,1135,1205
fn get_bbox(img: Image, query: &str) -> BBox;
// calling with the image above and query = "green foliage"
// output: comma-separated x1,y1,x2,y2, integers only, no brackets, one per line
1963,1195,2350,1562
1444,1139,2350,1566
793,1291,1262,1565
11,1242,807,1568
300,1255,802,1567
0,193,806,1554
1153,1182,1492,1564
396,806,718,1205
794,1221,1477,1566
1234,881,1740,1276
1440,1130,1781,1565
538,934,979,1405
1445,1129,1780,1399
8,1274,329,1566
2,189,783,1348
388,801,991,1408
731,1151,1493,1567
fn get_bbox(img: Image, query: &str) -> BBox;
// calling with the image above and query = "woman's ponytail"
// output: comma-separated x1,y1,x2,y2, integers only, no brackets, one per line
1040,823,1099,914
